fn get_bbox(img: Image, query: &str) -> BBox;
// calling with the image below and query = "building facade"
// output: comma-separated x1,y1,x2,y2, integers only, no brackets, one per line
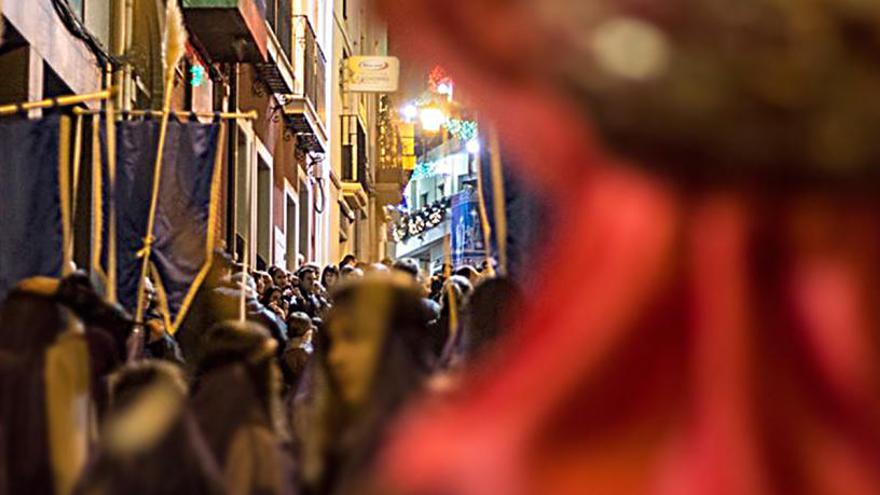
0,0,406,271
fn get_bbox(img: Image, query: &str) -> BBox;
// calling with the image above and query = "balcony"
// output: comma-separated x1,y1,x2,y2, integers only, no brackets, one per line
255,0,295,94
282,15,327,154
182,0,268,63
341,113,372,212
375,96,411,206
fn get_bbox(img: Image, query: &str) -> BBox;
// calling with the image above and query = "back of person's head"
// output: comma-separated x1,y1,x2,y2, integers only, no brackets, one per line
0,278,78,353
454,265,481,285
340,265,364,280
108,361,188,412
197,320,277,374
287,311,313,338
462,277,524,360
367,263,390,273
392,258,421,281
443,275,474,305
339,254,358,268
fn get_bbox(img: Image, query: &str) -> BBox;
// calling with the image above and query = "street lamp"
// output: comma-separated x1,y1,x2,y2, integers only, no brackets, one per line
466,138,481,155
419,106,448,133
401,104,419,122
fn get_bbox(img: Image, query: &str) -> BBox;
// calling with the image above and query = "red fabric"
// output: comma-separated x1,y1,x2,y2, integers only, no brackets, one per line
378,1,880,494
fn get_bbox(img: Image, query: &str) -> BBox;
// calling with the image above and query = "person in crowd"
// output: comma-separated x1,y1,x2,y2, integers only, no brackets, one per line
454,265,481,287
392,258,441,323
191,321,296,495
74,361,225,495
380,258,394,268
268,266,289,292
0,278,91,495
296,273,435,495
292,266,330,319
444,277,523,368
367,263,390,274
338,254,358,270
176,249,238,365
254,271,273,298
282,312,315,393
428,273,445,303
234,272,289,357
320,265,340,295
143,317,185,364
340,265,364,281
262,286,284,313
56,272,134,415
428,275,473,367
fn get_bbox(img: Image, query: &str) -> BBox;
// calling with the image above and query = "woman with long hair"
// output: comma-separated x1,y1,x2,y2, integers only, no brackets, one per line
296,274,434,495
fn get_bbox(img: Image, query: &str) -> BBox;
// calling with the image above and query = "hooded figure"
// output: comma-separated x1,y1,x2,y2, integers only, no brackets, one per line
74,361,225,495
442,277,524,369
296,274,433,495
55,272,134,417
191,321,296,495
0,278,91,495
177,252,287,368
377,1,880,494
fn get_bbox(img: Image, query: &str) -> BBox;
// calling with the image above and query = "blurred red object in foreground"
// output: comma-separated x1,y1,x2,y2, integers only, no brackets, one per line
377,1,880,494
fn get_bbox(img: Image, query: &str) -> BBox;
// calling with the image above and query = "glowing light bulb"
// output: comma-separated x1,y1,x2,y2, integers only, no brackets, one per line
401,104,419,121
466,138,481,155
419,107,448,133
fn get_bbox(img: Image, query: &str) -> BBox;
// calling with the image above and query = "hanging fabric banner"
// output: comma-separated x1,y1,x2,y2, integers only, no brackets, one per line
450,189,485,268
108,117,222,329
0,116,65,301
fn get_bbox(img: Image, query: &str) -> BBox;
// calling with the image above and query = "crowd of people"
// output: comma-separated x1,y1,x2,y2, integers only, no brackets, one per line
0,251,522,495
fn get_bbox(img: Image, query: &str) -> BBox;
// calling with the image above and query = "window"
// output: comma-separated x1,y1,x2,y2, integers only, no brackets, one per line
286,194,298,270
420,192,429,209
299,182,311,261
256,158,272,270
235,129,253,262
69,0,85,18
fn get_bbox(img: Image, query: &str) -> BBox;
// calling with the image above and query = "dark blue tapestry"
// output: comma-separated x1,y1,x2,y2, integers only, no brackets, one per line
109,118,221,324
0,116,63,301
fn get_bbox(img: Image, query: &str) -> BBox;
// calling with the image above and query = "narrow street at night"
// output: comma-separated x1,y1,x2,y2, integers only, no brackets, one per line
1,1,880,494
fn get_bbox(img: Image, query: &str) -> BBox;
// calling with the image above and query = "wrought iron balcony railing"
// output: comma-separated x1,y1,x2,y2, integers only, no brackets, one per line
282,15,327,153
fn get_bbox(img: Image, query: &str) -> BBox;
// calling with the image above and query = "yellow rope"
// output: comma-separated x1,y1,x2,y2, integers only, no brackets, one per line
149,262,174,334
134,80,175,325
90,115,106,285
105,98,118,303
58,116,73,276
69,114,84,262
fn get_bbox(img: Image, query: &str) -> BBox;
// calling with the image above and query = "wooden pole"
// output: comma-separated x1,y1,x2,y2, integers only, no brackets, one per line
0,89,114,116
